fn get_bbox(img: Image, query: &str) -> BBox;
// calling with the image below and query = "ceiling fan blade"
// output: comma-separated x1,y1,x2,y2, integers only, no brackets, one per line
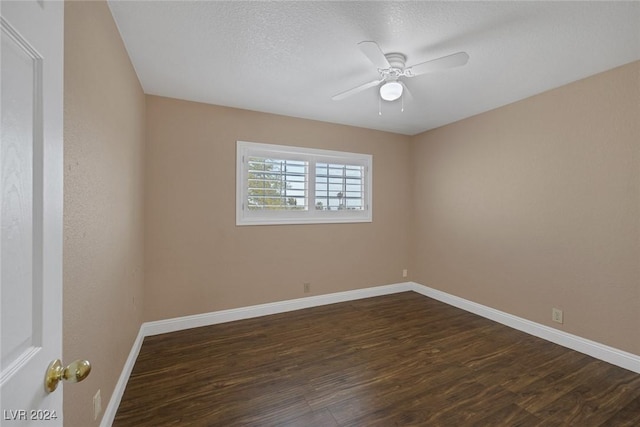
400,81,413,103
405,52,469,77
358,41,391,69
332,78,384,101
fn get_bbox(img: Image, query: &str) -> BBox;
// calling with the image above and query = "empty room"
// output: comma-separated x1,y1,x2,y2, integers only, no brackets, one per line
1,1,638,426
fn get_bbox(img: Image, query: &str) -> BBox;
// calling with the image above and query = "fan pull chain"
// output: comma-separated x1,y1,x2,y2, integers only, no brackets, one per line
401,93,404,113
378,96,382,116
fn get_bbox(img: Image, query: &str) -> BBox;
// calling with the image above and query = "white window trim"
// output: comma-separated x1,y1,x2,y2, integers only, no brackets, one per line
236,141,372,226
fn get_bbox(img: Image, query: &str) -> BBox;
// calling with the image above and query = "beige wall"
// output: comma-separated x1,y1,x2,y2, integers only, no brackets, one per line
411,61,640,355
144,96,412,321
64,1,145,426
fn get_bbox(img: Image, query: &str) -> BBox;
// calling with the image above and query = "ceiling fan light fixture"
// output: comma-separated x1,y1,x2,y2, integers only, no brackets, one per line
379,81,403,101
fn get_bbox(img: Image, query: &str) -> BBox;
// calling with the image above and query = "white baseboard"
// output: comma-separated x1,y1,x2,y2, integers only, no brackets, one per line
142,282,413,337
102,280,639,426
100,328,146,427
409,282,640,374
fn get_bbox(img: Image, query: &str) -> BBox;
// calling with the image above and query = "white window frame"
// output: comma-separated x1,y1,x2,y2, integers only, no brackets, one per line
237,141,372,226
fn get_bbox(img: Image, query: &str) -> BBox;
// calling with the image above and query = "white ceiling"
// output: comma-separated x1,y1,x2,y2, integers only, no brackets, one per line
108,1,640,136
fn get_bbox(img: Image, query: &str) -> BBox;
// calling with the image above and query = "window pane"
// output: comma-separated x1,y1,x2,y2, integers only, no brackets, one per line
315,163,364,211
247,157,308,210
238,141,371,225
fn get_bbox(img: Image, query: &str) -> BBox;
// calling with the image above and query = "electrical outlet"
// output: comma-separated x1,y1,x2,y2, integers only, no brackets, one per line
93,389,102,420
303,283,311,293
552,308,563,324
402,269,408,278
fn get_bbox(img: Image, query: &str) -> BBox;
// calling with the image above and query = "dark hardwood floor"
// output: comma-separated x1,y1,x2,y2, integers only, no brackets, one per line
113,292,640,426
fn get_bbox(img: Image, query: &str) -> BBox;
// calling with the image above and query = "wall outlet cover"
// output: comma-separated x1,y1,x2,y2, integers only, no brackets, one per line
552,308,564,324
93,389,102,420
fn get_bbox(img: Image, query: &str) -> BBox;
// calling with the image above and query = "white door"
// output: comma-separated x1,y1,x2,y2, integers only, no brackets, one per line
1,0,64,425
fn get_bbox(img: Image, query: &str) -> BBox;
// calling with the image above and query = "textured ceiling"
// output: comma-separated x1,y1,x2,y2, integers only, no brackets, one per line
108,1,640,136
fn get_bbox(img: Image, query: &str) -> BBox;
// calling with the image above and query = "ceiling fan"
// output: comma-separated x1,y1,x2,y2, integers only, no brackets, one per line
332,41,469,102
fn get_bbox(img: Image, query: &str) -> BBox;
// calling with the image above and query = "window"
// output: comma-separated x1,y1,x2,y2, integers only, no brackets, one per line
237,141,372,225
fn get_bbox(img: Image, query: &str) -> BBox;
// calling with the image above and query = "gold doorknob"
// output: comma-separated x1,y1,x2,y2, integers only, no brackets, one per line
44,359,91,393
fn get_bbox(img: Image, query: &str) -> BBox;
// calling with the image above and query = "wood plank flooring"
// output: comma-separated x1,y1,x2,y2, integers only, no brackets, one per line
113,292,640,426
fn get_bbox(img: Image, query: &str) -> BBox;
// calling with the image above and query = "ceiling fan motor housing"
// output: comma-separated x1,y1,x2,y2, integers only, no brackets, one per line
385,53,406,69
381,53,407,80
